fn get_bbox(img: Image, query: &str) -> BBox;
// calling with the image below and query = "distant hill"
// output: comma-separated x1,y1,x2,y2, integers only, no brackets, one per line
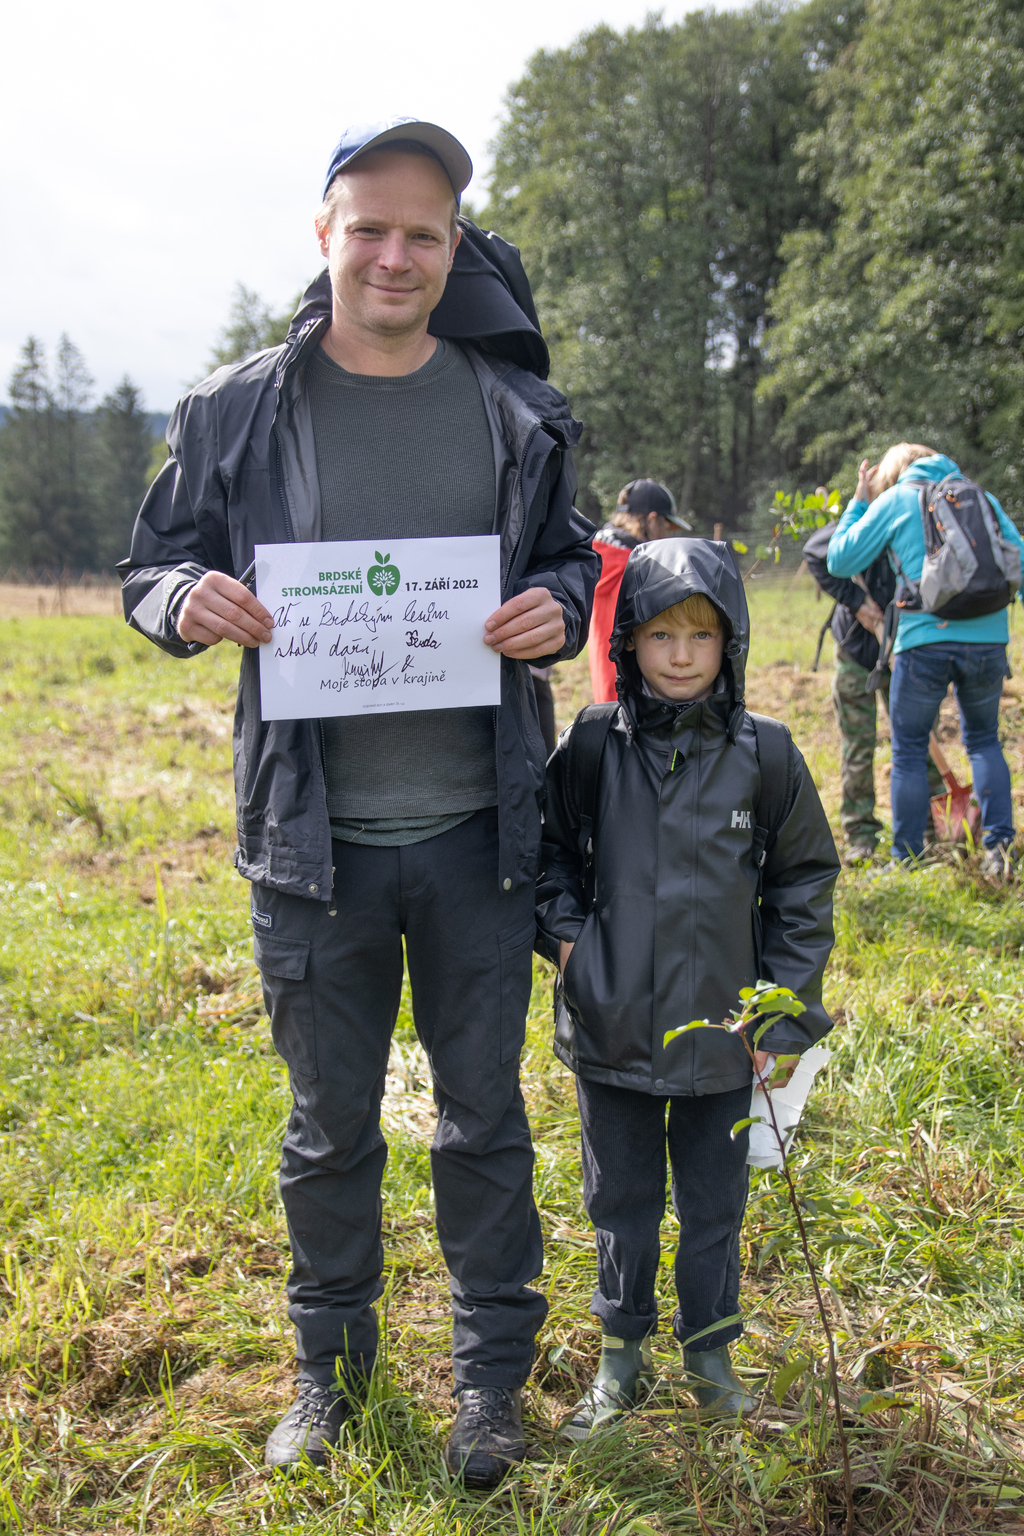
0,406,170,440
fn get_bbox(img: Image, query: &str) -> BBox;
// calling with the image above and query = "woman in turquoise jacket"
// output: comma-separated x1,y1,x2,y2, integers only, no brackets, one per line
827,443,1024,870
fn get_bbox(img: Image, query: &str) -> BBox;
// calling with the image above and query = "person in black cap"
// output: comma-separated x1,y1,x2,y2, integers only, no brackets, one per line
588,479,691,703
119,117,599,1485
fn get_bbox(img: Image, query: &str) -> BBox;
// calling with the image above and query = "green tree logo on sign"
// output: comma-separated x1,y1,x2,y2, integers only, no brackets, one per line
367,551,400,597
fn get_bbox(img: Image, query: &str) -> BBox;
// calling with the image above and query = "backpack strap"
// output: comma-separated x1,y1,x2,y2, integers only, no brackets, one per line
566,703,619,858
748,713,798,870
811,603,837,672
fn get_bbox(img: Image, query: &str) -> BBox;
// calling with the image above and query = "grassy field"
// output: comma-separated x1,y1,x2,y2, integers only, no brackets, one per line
3,576,1024,1533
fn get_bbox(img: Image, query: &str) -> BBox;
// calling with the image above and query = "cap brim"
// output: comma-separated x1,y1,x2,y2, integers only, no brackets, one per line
333,121,472,196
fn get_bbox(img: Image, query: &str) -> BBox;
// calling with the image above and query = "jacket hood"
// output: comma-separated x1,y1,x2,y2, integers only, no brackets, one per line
285,217,549,378
610,538,749,738
897,453,959,484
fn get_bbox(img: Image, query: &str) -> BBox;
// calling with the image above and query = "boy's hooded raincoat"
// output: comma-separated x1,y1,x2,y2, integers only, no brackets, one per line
536,539,840,1097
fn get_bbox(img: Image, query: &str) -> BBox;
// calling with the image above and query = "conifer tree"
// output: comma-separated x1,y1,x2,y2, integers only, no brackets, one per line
93,377,151,569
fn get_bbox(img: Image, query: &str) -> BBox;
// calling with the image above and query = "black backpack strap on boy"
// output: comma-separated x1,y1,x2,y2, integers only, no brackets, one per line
564,702,619,904
748,713,799,876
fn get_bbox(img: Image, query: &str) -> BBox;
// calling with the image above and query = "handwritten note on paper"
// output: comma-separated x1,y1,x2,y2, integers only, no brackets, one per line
254,535,502,722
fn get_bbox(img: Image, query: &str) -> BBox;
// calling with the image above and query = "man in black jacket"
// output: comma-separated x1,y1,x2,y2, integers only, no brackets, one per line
119,119,598,1484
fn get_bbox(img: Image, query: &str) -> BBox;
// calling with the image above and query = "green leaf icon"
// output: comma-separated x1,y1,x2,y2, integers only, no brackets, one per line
367,554,400,597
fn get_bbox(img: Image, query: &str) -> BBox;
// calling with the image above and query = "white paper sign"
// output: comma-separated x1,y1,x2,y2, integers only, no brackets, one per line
255,536,501,721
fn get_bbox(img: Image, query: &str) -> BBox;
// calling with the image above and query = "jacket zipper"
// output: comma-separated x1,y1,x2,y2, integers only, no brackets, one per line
505,424,542,595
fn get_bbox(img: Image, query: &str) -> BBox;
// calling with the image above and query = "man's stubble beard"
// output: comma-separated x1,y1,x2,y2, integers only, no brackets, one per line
337,275,439,345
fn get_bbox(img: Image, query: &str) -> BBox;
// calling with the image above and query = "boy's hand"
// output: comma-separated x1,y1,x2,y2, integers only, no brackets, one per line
177,571,274,648
484,588,565,658
753,1049,797,1088
559,940,575,975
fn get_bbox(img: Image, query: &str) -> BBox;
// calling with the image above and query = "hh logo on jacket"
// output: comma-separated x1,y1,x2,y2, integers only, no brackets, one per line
731,810,752,829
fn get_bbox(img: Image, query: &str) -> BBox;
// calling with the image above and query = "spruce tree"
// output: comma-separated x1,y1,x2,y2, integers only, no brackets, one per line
93,377,151,569
0,338,60,569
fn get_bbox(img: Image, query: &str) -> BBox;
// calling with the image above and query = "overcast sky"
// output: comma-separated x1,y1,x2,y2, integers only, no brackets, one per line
1,0,744,410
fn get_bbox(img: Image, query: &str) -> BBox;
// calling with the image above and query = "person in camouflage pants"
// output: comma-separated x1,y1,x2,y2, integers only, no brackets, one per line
832,649,888,851
806,486,943,863
833,650,944,854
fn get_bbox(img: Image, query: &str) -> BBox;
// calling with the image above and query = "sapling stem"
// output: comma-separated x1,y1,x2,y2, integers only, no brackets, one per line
750,1036,855,1536
665,981,855,1534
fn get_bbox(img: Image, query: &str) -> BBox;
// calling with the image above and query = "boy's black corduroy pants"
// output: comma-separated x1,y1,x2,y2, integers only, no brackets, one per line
250,808,547,1390
575,1077,751,1350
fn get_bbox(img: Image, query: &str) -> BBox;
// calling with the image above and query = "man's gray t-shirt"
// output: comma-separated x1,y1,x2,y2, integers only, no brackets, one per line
306,340,498,845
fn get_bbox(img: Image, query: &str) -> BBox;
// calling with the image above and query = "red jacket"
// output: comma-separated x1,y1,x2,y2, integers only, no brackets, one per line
587,529,638,702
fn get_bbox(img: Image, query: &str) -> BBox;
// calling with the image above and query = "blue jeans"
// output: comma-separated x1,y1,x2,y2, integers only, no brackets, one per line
889,642,1012,859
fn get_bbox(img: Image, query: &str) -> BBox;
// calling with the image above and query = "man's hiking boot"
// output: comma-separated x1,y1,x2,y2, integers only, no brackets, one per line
561,1334,653,1441
444,1387,525,1488
684,1345,757,1416
265,1380,356,1469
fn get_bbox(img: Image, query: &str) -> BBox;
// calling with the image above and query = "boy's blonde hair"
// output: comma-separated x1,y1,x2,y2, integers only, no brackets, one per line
872,442,939,497
654,593,724,634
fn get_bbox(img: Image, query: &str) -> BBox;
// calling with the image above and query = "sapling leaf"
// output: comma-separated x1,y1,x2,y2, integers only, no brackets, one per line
663,1019,710,1048
773,1354,814,1406
732,540,748,554
547,1343,568,1365
858,1391,908,1415
681,1313,743,1348
771,1055,801,1086
731,1116,763,1140
748,985,806,1016
752,1019,773,1048
739,987,755,1000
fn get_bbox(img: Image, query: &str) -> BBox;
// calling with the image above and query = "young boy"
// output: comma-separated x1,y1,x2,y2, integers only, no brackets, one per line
536,538,840,1436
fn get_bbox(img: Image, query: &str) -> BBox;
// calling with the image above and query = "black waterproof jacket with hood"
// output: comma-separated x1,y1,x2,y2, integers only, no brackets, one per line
119,239,599,904
536,540,840,1097
802,522,894,673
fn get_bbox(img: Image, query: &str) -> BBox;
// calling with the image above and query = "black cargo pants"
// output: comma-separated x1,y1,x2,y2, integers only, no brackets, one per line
250,808,546,1390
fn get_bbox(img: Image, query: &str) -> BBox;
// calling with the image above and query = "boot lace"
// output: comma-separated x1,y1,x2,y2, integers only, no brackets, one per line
294,1380,343,1427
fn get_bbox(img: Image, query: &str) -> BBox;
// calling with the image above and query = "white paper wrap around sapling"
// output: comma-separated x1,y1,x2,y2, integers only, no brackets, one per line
746,1046,831,1169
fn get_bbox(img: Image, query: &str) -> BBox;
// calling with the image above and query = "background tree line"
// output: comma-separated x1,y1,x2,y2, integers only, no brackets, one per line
0,286,294,571
5,0,1023,563
484,0,1024,528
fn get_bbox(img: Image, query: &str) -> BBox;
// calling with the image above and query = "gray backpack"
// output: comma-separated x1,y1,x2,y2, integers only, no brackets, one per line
896,474,1021,621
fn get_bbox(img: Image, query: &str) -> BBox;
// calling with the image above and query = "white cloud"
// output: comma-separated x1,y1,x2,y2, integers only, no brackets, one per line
0,0,745,407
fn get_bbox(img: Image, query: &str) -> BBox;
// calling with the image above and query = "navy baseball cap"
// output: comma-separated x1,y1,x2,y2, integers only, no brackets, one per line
322,119,473,202
620,478,692,530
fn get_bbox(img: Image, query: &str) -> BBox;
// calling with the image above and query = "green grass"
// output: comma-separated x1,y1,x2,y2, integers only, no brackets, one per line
1,591,1024,1533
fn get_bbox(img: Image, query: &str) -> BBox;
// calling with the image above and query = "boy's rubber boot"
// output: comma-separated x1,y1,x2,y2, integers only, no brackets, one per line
683,1345,757,1416
561,1334,653,1441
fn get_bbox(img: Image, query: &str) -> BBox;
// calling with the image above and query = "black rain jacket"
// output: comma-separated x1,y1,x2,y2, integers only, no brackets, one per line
803,522,894,673
536,539,840,1097
119,268,599,902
